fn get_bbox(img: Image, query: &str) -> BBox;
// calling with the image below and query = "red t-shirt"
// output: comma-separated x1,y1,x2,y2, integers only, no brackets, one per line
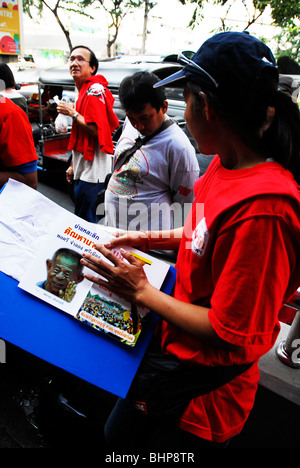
160,156,300,443
68,75,119,160
0,97,37,168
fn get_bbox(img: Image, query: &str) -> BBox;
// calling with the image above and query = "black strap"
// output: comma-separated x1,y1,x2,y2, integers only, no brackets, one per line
114,119,174,171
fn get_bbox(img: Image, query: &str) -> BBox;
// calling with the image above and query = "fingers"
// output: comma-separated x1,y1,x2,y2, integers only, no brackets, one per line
83,272,111,289
81,256,112,282
66,167,74,184
82,244,141,274
81,244,123,283
82,244,119,269
63,281,76,302
103,235,125,249
104,231,148,251
56,103,66,114
57,102,74,115
81,250,113,292
81,245,146,302
119,247,142,266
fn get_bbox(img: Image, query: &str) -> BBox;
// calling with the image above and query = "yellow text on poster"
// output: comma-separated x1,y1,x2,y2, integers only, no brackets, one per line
0,1,20,55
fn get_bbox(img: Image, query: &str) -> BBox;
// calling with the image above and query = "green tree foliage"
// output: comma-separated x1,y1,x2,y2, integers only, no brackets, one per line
178,0,300,63
178,0,300,29
275,24,300,64
80,0,147,56
22,0,93,51
23,0,148,56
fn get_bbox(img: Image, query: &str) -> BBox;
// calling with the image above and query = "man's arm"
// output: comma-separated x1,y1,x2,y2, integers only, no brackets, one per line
74,113,98,138
57,101,98,185
56,101,98,138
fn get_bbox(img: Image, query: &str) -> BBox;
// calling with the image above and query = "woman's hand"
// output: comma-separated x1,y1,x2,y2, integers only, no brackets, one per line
104,230,149,252
81,244,149,304
82,241,234,349
104,227,183,252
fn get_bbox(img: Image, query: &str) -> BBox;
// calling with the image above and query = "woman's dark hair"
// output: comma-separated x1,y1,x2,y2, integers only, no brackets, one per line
119,71,166,113
187,68,300,183
70,45,98,75
0,63,16,89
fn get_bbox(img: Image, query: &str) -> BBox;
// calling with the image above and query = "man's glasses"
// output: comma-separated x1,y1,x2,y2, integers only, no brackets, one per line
68,56,90,64
177,52,219,88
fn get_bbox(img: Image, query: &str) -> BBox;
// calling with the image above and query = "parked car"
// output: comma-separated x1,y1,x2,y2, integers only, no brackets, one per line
16,58,214,176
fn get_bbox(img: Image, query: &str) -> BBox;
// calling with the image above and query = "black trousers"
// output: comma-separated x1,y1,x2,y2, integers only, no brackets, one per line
104,396,230,451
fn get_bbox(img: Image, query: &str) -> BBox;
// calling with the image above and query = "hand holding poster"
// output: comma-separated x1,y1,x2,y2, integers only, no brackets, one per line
18,214,170,346
0,180,170,347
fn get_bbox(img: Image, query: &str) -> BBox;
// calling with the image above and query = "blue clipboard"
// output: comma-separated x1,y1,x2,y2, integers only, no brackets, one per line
0,265,176,398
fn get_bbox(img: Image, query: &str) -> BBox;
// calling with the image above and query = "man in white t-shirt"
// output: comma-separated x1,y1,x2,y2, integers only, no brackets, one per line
104,72,199,231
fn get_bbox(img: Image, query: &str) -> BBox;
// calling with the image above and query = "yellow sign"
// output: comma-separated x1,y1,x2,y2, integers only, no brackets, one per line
0,0,20,55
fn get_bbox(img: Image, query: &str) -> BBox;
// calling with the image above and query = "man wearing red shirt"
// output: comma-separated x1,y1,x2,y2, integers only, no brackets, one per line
57,45,119,223
0,97,37,189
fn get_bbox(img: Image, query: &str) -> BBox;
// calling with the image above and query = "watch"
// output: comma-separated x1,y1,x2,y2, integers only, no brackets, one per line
72,112,79,122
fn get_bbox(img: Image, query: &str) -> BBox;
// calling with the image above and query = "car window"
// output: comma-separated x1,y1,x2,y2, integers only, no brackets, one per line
164,86,185,101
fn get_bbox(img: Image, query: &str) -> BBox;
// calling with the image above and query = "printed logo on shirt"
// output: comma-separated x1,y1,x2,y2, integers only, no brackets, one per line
192,217,209,257
108,145,149,198
178,185,192,197
86,83,106,103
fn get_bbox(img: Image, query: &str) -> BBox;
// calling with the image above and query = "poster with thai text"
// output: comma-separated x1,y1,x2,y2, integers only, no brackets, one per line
18,211,170,346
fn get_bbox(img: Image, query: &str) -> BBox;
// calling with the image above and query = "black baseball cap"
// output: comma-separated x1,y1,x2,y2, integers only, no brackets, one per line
154,31,278,90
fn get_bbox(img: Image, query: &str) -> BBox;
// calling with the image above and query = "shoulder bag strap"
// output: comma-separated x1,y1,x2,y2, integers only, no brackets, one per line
114,119,174,172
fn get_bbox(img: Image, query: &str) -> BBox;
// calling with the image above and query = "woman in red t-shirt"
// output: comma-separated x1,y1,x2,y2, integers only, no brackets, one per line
81,32,300,449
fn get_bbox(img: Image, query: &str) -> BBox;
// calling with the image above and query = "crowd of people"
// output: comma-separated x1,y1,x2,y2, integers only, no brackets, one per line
1,31,300,450
79,294,135,335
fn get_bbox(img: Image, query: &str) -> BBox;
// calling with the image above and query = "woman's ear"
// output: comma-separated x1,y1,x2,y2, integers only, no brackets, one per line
258,106,275,137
